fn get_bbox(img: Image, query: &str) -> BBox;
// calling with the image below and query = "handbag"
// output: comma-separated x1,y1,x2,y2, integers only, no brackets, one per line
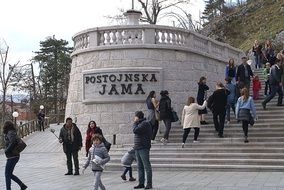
170,109,179,122
249,115,254,126
155,110,160,121
12,137,27,154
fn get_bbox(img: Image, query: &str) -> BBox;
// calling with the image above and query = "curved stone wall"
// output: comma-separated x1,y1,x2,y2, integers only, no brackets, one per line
66,25,244,144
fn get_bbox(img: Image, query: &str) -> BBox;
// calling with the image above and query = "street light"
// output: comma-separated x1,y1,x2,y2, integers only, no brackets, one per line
40,105,44,110
12,111,19,126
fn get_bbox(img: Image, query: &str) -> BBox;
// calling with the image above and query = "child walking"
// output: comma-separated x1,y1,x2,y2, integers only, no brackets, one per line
263,62,271,96
121,148,136,181
83,134,110,190
252,75,261,100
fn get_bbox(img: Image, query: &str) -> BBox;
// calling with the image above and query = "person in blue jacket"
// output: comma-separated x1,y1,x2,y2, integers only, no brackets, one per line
236,88,257,143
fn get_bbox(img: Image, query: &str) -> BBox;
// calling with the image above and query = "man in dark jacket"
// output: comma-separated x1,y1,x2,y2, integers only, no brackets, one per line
133,111,152,189
158,90,172,144
236,57,254,90
59,117,82,175
37,109,45,131
208,82,230,138
262,59,283,109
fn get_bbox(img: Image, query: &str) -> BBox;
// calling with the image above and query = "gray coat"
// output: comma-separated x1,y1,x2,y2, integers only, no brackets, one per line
84,143,110,171
121,149,136,166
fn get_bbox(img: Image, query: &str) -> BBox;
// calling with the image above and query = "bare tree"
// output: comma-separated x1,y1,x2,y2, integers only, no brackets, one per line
0,40,20,123
138,0,190,24
106,0,190,25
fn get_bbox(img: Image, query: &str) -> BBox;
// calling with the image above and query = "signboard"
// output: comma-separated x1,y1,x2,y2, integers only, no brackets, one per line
82,67,163,103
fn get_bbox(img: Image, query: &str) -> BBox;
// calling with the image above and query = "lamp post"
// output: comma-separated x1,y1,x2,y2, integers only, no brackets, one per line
40,105,44,110
12,111,19,127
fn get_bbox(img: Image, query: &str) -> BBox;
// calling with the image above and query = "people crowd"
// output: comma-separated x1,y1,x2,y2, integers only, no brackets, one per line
4,40,284,190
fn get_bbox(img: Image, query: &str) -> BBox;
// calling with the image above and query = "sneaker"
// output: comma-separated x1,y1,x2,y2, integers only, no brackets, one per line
73,172,80,176
244,136,249,143
129,177,136,181
21,184,28,190
262,102,266,110
121,175,127,181
160,138,167,145
134,184,145,189
145,184,153,189
65,172,73,175
181,143,185,148
218,134,224,138
193,140,200,143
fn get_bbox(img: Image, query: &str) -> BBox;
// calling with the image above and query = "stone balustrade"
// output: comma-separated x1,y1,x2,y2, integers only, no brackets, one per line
72,25,243,61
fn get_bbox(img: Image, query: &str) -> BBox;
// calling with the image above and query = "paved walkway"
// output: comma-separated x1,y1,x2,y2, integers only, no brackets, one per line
1,124,284,190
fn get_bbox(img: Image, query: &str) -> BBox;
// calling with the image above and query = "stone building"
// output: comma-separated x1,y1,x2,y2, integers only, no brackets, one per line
65,11,244,144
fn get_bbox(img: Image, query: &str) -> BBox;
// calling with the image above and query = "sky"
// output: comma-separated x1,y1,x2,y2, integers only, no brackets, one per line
0,0,205,66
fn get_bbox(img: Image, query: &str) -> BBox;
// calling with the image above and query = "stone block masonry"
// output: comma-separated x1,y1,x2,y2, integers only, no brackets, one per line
66,24,244,144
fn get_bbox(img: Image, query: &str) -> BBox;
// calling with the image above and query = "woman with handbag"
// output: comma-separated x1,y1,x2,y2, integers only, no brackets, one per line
159,90,172,145
146,91,159,142
236,88,257,143
3,120,27,190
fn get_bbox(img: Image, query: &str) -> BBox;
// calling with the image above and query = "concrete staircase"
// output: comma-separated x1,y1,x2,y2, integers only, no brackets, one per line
106,69,284,171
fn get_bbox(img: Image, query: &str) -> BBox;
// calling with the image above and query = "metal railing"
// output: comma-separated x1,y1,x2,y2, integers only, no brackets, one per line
17,117,50,138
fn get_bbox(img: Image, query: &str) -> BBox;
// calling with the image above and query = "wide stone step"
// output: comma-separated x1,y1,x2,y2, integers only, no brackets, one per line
159,132,284,138
109,147,284,153
108,157,284,165
105,163,284,172
152,137,284,143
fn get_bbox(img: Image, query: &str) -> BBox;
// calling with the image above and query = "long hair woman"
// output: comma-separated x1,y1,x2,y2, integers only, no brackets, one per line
225,58,237,83
4,120,27,190
181,97,207,148
197,76,209,125
236,88,257,143
85,120,103,156
146,91,159,142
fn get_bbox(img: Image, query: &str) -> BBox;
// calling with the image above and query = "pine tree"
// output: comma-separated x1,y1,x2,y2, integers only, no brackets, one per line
33,36,72,123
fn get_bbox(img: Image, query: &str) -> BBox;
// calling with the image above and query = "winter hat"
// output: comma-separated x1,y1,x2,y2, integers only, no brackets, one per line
135,111,144,119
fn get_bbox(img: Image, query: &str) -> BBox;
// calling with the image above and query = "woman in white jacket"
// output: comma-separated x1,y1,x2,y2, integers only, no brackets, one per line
181,96,207,148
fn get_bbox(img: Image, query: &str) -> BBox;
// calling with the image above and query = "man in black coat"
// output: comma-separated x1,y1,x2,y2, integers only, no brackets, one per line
133,111,152,189
59,117,82,175
236,57,254,90
207,82,230,138
262,59,283,109
37,109,45,131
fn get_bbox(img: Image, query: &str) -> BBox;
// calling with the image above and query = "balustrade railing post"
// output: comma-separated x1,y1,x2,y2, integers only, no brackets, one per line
143,28,156,44
89,31,99,48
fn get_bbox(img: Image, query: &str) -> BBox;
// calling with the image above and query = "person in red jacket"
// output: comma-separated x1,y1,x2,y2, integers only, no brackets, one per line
253,75,262,100
85,121,111,157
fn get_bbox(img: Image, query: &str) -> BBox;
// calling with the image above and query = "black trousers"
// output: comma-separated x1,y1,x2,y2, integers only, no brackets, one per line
242,120,249,137
182,127,200,143
65,149,79,173
38,120,44,131
151,120,159,140
213,111,226,136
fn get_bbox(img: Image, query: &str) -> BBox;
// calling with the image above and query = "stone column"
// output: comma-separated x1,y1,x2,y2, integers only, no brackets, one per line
124,10,142,25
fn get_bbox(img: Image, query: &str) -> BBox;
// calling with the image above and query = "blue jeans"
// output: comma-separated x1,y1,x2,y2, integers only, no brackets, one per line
5,156,24,190
135,149,152,186
162,119,171,140
255,55,261,69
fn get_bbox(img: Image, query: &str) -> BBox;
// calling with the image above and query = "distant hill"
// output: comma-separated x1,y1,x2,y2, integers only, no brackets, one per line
201,0,284,52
